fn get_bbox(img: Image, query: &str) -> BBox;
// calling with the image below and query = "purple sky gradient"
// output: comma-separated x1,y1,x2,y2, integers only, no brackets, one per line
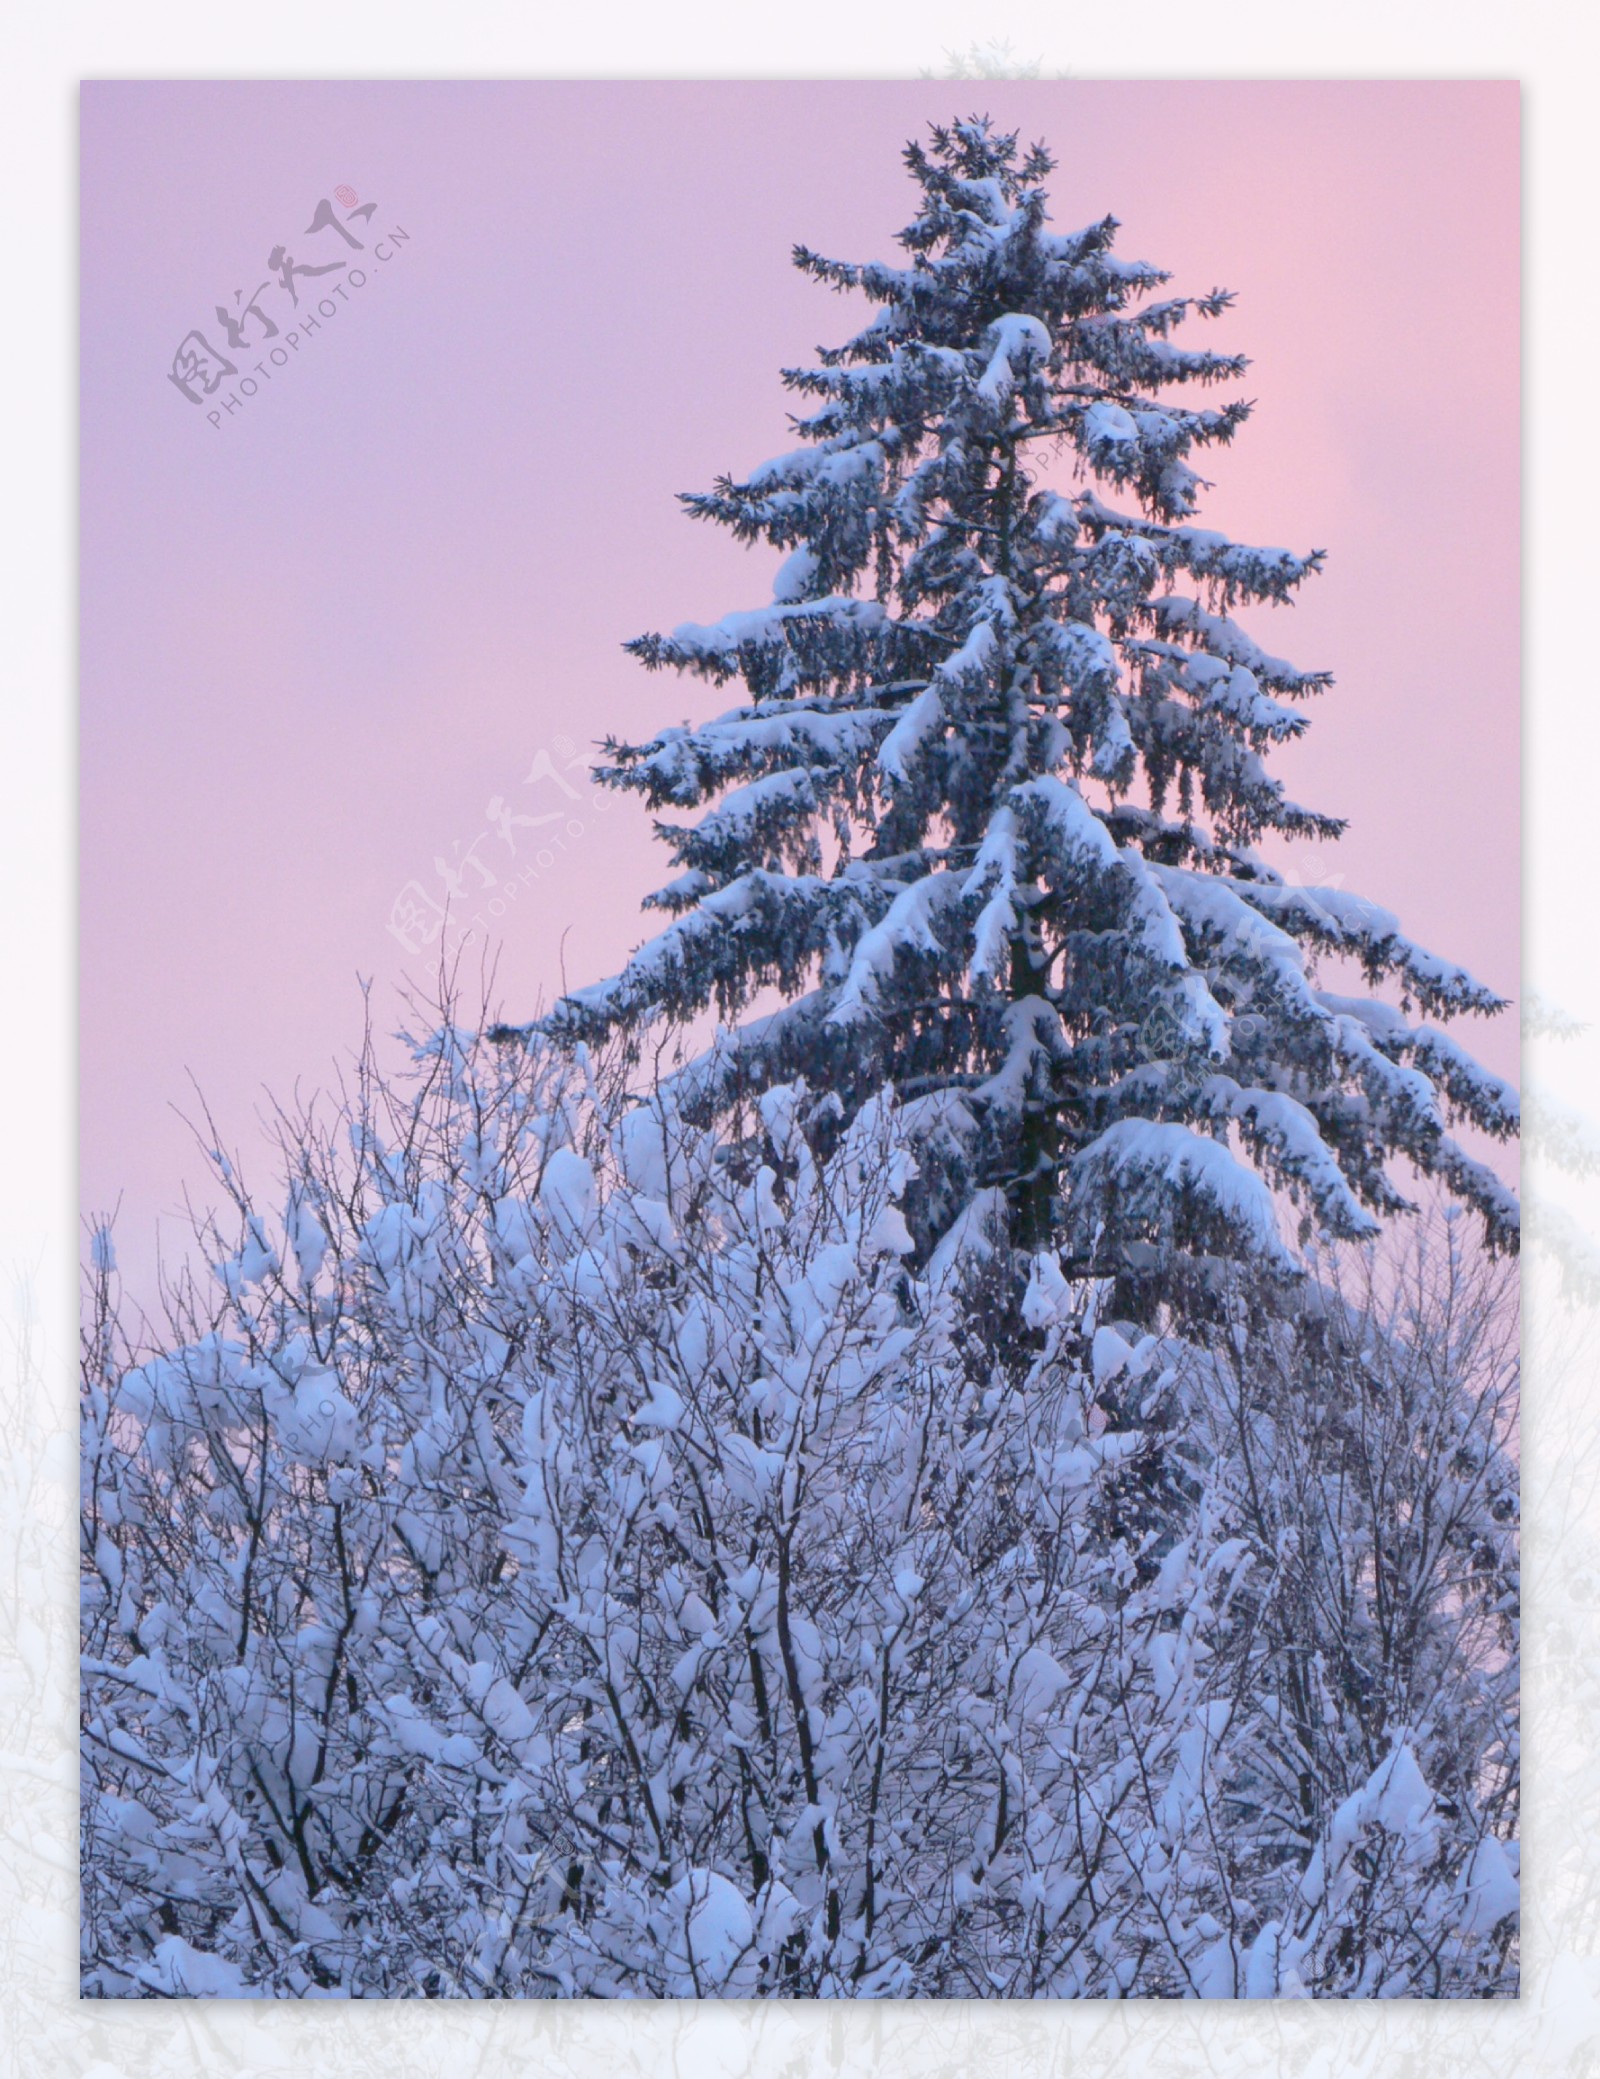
80,80,1519,1297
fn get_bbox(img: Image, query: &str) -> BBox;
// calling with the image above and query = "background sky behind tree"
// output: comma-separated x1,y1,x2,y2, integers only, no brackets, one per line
79,79,1518,1296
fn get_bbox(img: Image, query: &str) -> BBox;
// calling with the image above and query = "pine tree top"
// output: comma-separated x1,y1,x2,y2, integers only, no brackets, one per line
503,115,1517,1290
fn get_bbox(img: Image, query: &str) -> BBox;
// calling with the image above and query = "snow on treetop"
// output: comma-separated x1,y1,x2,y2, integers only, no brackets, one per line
515,111,1516,1276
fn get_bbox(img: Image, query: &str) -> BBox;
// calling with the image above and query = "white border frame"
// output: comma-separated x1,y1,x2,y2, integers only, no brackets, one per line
9,4,1599,2071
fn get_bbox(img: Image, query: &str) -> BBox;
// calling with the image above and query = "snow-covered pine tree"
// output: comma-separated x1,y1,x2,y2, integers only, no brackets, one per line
513,115,1518,1290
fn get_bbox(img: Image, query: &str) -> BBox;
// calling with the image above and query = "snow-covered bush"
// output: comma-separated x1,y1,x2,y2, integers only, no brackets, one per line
1178,1212,1520,1995
81,1018,1516,1997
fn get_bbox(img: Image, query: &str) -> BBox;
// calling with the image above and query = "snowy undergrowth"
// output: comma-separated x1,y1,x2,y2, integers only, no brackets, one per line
81,1025,1517,1998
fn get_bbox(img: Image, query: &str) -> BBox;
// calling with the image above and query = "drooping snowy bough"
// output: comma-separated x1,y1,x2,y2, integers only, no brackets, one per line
513,116,1517,1282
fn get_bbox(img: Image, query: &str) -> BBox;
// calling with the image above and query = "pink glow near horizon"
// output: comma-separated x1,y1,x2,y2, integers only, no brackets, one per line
80,81,1519,1297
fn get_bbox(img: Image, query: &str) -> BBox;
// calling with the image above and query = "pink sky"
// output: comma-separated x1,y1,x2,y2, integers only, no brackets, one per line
80,80,1519,1297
